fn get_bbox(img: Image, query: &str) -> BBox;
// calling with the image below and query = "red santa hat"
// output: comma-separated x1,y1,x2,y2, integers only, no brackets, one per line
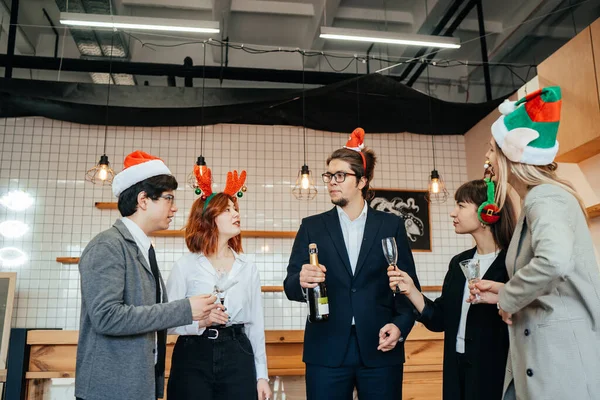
112,151,173,197
343,127,367,171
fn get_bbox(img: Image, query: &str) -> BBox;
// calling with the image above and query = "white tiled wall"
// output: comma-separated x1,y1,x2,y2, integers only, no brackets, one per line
0,117,472,330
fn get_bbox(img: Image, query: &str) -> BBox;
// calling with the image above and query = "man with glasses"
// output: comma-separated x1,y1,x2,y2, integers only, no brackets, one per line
284,130,420,400
76,151,223,400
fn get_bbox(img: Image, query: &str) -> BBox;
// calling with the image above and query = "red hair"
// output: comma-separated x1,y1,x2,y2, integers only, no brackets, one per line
185,193,243,255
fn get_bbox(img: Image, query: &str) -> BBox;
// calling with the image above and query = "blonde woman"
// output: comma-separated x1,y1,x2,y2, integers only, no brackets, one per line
471,87,600,400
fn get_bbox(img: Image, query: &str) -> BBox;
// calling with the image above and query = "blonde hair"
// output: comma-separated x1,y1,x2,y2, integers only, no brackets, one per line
493,140,589,222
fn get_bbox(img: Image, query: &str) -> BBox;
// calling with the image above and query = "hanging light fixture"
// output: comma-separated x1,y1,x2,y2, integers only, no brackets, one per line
428,149,448,203
188,41,211,195
425,60,448,203
292,51,317,200
85,29,116,185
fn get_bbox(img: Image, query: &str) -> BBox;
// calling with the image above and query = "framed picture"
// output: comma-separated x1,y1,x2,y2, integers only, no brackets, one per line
0,272,16,370
369,189,431,252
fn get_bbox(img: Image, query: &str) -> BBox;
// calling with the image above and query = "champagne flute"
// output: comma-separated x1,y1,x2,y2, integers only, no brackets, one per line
459,259,481,303
213,271,238,324
213,270,230,305
382,237,403,293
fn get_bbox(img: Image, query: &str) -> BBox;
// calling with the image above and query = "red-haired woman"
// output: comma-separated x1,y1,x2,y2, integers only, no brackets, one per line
166,192,271,400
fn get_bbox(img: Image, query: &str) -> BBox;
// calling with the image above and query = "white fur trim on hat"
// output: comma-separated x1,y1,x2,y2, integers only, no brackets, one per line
491,115,559,165
520,140,559,165
491,115,509,149
112,159,172,197
498,99,517,115
343,144,364,152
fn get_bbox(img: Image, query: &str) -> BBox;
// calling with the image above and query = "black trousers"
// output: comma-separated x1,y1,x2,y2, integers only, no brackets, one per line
456,352,469,400
305,326,403,400
167,325,257,400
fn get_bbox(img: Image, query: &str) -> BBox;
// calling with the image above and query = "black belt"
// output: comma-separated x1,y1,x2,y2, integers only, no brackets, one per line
200,324,245,340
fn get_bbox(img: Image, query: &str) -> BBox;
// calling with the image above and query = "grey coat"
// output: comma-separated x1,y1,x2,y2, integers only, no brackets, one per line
499,184,600,400
75,219,193,400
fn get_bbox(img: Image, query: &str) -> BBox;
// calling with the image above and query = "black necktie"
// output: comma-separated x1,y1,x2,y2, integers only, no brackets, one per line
148,245,166,382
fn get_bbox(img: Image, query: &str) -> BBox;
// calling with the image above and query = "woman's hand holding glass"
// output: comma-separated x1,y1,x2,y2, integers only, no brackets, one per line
197,305,229,328
467,280,513,324
387,267,415,296
467,279,503,304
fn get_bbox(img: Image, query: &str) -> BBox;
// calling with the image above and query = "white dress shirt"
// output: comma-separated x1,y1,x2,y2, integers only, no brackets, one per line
166,250,268,381
337,201,368,325
456,251,498,353
120,217,160,364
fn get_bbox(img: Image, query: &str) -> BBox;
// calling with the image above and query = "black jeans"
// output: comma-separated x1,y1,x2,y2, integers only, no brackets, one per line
167,325,258,400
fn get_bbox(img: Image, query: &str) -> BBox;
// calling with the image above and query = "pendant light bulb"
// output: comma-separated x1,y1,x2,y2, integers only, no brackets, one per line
85,154,115,185
301,171,310,190
428,169,448,203
98,164,109,181
430,178,440,193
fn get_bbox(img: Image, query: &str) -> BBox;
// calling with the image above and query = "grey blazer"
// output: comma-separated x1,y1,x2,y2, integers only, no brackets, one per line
75,219,193,400
499,184,600,400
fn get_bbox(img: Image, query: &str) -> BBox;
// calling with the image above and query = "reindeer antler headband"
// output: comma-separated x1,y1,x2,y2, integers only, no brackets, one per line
193,165,248,212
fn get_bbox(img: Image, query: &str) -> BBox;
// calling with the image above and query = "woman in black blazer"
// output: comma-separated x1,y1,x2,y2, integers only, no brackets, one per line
389,179,516,400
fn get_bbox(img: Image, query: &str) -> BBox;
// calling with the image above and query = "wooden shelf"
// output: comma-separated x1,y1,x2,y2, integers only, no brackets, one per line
261,286,284,292
588,203,600,219
151,230,296,239
56,257,80,264
95,202,118,210
94,203,296,239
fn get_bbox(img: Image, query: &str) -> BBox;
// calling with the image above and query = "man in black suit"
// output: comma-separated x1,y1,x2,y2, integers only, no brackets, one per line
284,129,420,399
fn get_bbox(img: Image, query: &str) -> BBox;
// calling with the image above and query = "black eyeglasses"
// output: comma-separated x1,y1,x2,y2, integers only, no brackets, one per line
321,171,357,183
158,194,175,204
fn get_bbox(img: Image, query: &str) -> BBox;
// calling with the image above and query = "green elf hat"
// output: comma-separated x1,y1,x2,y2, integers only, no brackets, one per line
491,86,562,165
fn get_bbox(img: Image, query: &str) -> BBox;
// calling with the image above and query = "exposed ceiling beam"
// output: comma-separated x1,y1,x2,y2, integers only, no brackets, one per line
122,0,212,11
335,7,413,24
410,0,453,35
460,18,502,34
388,0,462,78
487,0,563,60
212,0,232,64
303,0,341,69
0,53,404,85
231,0,313,16
529,24,580,39
0,0,35,55
406,0,477,87
333,6,502,34
395,0,465,81
468,0,564,79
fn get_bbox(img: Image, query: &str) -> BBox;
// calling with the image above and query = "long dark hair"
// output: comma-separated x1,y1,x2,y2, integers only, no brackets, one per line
455,179,516,251
326,147,377,200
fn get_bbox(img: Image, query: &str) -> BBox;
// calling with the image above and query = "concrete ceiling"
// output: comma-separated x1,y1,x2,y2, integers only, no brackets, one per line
1,0,599,102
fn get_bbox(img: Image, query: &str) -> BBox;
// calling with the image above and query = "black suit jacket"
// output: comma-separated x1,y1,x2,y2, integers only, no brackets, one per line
284,206,420,368
419,247,509,400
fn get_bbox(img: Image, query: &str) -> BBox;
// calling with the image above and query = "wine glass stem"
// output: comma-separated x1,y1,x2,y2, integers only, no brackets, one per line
392,264,401,293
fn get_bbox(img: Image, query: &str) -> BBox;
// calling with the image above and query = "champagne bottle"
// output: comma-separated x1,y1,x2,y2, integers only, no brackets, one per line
307,243,329,323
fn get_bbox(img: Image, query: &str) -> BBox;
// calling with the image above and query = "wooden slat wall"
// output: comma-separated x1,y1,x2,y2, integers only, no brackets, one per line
24,325,442,399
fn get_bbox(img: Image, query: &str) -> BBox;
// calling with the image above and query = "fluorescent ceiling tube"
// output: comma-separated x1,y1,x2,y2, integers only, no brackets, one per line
60,12,219,34
320,27,460,49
